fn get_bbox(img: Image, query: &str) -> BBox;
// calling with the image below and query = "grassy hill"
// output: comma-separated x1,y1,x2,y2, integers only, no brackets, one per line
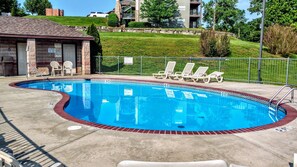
23,16,290,58
25,16,107,26
99,32,297,85
100,32,280,58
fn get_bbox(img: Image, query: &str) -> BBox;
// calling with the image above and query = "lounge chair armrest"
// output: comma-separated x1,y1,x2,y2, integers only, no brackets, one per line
174,72,182,75
158,71,165,74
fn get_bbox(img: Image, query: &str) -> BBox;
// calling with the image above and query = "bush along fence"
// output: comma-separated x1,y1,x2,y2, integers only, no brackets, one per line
93,56,297,86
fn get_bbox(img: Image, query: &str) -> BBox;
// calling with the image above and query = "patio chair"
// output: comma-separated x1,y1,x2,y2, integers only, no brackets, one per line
204,71,224,83
63,61,73,76
153,61,176,79
169,63,195,80
0,151,64,167
183,66,209,82
50,61,63,76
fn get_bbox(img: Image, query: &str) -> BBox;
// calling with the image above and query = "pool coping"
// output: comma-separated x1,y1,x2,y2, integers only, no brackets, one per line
9,77,297,135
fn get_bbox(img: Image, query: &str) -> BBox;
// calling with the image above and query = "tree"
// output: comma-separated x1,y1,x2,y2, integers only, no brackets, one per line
107,13,119,27
0,0,14,13
11,0,27,16
237,18,261,42
24,0,52,15
0,0,27,16
140,0,179,27
203,0,245,33
86,24,103,73
248,0,297,26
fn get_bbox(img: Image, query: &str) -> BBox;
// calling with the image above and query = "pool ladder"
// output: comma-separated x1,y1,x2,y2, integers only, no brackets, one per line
269,85,295,109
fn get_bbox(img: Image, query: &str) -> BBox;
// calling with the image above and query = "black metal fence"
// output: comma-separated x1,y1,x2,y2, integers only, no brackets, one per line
94,56,297,86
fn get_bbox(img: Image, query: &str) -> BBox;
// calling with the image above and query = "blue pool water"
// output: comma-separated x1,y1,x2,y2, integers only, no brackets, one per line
18,80,286,131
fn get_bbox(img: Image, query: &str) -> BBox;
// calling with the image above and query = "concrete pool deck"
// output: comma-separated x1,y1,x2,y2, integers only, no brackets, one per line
0,75,296,167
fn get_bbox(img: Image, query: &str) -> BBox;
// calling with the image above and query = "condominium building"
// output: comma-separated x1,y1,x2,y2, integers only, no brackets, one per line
115,0,202,28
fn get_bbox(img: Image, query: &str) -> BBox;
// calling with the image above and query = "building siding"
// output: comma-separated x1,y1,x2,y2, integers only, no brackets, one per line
118,0,202,28
0,38,84,76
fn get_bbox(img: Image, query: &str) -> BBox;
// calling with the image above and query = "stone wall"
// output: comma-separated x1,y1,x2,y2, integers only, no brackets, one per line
71,26,235,36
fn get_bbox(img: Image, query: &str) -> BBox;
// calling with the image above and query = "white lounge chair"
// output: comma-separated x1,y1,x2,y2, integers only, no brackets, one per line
169,63,195,80
153,61,176,79
50,61,63,76
183,66,209,82
204,71,224,83
63,61,73,76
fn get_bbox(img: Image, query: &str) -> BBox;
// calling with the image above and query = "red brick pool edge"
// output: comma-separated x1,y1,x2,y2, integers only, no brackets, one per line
10,78,297,135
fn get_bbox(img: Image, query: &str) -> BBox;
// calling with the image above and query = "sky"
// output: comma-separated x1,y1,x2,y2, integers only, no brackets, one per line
18,0,116,16
18,0,259,20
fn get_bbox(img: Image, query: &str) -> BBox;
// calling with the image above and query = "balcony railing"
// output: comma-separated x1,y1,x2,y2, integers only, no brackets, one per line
123,13,135,20
190,10,201,17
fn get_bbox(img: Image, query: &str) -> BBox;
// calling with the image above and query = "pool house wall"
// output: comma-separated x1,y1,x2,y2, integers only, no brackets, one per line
0,37,90,76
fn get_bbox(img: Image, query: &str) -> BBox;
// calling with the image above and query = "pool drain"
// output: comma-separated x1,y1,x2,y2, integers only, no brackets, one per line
67,125,82,131
178,125,185,128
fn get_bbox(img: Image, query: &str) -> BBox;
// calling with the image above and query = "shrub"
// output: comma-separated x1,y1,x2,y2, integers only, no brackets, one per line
264,24,297,57
107,13,119,27
200,30,231,57
217,33,231,57
128,22,151,28
87,23,103,73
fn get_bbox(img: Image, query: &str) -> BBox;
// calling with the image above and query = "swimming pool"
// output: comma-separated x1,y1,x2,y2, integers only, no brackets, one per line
16,79,288,134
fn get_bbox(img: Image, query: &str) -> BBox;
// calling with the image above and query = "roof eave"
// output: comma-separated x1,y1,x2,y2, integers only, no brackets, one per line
0,33,94,41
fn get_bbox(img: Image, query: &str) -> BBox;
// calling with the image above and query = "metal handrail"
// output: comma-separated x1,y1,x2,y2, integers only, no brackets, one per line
275,88,295,108
269,85,295,108
269,85,290,104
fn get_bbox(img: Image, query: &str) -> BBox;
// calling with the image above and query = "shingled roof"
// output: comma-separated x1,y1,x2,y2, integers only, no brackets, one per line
0,16,93,40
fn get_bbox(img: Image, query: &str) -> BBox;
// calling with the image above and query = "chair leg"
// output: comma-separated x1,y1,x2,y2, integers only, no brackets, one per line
203,77,210,83
217,76,223,83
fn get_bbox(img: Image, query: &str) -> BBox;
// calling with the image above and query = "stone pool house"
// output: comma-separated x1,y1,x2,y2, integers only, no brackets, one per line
0,16,93,76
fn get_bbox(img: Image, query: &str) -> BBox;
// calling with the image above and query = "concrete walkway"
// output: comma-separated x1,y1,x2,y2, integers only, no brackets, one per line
0,75,296,167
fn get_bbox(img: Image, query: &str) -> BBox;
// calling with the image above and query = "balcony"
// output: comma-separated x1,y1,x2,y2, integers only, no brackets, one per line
122,13,135,20
121,0,135,6
190,10,201,17
190,0,202,4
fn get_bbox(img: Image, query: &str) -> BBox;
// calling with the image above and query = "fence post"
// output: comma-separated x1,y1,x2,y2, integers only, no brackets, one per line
118,56,120,74
164,56,167,69
99,56,101,74
140,56,143,76
286,57,290,85
248,57,251,83
218,58,221,72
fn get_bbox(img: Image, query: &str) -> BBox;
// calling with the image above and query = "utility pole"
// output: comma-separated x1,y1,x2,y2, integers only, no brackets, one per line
213,0,216,31
258,0,266,83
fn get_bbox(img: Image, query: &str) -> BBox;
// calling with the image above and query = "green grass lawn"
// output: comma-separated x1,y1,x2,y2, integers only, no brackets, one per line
100,32,281,58
98,32,296,85
25,16,107,26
